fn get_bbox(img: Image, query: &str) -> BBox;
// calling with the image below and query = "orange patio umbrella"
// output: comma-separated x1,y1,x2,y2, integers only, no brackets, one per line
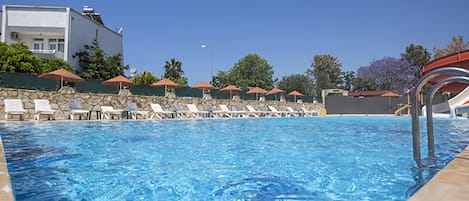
381,91,401,113
152,78,179,96
38,68,83,88
267,88,286,101
192,82,215,96
246,87,268,101
219,85,242,100
288,90,304,102
381,91,401,97
102,75,134,90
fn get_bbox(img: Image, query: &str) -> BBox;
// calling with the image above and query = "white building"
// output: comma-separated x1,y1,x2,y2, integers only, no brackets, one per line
0,5,123,71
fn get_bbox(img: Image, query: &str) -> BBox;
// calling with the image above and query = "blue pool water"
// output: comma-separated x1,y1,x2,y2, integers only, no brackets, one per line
1,117,469,200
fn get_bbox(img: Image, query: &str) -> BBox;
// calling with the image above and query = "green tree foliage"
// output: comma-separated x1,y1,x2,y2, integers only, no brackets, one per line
277,74,314,95
133,71,159,85
433,35,469,59
352,77,378,92
163,58,188,86
306,54,342,96
210,71,229,89
175,77,188,87
340,71,355,91
401,44,431,69
0,42,73,74
74,39,129,80
219,54,275,90
40,58,74,73
0,42,41,74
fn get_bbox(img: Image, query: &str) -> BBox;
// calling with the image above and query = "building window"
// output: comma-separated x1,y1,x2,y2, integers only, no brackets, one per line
48,38,65,52
49,39,57,50
58,39,65,52
33,38,44,50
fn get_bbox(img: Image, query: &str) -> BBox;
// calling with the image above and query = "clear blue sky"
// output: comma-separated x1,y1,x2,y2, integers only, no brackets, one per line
3,0,469,85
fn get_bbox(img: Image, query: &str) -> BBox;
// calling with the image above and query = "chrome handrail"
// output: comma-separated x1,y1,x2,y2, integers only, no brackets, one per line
411,67,469,168
424,77,469,159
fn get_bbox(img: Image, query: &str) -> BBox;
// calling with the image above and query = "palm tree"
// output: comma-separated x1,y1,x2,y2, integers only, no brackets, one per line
164,58,183,80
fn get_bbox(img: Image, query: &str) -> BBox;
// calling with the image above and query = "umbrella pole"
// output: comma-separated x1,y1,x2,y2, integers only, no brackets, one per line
164,86,167,97
230,91,232,100
60,76,63,89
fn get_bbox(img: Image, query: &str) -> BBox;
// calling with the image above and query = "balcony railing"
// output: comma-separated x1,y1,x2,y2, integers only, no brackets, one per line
30,49,65,60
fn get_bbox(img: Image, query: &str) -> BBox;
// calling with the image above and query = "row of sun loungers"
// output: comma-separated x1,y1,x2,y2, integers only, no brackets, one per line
3,98,318,121
5,99,55,121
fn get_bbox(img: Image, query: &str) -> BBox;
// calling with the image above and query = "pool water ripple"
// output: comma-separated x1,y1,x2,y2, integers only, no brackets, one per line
0,117,468,200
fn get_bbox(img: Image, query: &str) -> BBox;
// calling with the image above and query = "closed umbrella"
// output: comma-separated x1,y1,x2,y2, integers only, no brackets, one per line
246,87,268,101
38,68,83,88
102,75,134,90
152,78,179,96
287,90,304,102
219,85,242,100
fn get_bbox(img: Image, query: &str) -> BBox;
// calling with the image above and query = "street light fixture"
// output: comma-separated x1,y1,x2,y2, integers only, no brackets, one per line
201,44,214,81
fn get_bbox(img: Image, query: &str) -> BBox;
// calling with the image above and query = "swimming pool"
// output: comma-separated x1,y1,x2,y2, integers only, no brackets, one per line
1,117,468,200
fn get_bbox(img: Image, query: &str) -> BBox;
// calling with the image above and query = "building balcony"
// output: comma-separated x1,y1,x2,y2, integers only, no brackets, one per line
30,49,64,60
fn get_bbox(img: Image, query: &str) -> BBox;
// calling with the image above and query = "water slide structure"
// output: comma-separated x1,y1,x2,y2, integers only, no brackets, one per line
420,50,469,118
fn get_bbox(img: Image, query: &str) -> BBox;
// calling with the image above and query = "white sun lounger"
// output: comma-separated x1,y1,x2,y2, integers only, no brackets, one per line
186,104,209,118
286,106,299,117
301,107,317,117
101,106,123,120
4,99,26,120
70,98,89,120
127,102,149,119
212,105,231,118
222,104,245,117
268,106,286,117
246,105,263,117
213,104,246,118
233,105,249,117
150,103,174,119
34,99,55,121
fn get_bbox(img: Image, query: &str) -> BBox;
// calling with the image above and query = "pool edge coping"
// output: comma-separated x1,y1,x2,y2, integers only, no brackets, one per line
0,136,15,201
408,145,469,201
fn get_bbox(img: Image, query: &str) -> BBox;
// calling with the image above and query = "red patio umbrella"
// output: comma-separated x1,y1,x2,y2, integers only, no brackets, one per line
38,68,83,88
102,75,134,90
287,90,304,102
267,88,286,101
152,78,179,96
246,87,268,101
219,85,242,100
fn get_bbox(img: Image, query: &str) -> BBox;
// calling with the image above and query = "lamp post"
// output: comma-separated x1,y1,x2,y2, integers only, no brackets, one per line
201,44,214,81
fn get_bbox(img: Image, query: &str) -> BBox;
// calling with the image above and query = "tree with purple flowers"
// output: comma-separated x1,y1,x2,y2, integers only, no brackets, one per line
357,57,418,93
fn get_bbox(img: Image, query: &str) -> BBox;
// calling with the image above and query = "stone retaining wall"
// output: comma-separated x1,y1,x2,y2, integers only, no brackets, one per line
0,87,323,120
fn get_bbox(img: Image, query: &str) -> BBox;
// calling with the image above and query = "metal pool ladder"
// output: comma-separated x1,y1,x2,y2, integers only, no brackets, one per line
411,67,469,168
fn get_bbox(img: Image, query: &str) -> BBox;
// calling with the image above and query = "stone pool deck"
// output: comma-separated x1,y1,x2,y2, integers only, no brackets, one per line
0,137,14,201
408,145,469,201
